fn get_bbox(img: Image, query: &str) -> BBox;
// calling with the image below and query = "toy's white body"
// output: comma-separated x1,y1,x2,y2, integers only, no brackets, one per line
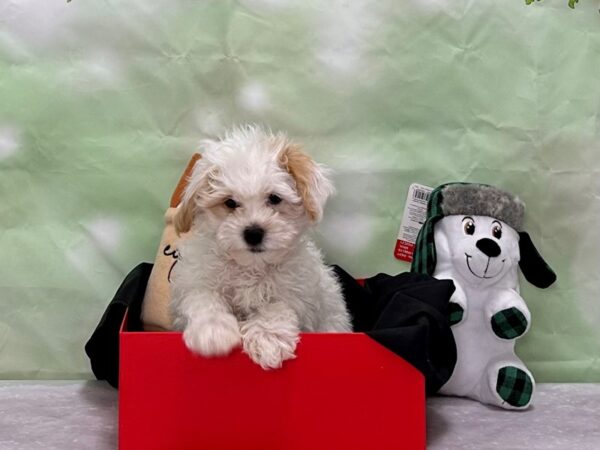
433,215,534,409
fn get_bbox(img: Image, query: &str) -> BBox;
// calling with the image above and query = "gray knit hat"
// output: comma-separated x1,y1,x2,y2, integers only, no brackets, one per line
440,184,524,231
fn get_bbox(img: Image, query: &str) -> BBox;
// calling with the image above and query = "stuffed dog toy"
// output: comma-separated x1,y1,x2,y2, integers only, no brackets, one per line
412,182,556,409
141,153,201,331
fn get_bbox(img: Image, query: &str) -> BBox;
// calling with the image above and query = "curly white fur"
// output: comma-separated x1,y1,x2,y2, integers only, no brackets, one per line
170,126,351,369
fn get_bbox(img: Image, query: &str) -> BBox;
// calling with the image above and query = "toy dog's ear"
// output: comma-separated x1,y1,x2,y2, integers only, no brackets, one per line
518,232,557,289
280,143,334,223
170,154,201,208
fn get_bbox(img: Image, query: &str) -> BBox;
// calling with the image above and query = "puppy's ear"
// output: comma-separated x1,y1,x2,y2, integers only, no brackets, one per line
174,159,214,235
279,144,334,223
173,198,196,236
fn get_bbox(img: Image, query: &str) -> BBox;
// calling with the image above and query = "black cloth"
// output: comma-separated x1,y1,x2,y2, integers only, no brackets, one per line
86,263,457,393
332,266,457,394
84,263,151,388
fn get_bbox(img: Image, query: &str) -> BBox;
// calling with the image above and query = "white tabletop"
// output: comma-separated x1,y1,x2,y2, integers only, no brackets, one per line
0,381,598,449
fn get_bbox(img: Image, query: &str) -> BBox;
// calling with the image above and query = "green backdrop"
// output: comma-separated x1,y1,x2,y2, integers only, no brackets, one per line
1,0,599,381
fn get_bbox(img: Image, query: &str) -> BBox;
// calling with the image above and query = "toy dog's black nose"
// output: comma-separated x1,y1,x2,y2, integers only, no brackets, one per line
243,225,265,246
476,238,501,258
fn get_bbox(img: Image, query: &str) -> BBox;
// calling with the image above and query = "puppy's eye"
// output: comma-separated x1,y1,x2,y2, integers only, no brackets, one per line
463,218,475,235
224,199,239,209
492,224,502,239
268,194,282,205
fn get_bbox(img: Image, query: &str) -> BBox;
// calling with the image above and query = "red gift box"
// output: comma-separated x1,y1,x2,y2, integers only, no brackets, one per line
119,310,426,450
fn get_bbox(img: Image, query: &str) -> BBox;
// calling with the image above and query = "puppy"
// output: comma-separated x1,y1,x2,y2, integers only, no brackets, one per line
170,126,352,369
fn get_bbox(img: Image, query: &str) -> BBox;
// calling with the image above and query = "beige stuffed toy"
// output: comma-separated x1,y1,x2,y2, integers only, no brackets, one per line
141,154,201,331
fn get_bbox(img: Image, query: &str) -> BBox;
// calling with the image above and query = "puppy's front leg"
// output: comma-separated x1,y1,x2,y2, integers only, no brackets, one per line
240,302,300,370
178,292,242,358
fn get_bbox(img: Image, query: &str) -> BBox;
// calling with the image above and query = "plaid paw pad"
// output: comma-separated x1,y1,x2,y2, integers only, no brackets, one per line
491,307,527,339
448,302,464,326
496,366,533,408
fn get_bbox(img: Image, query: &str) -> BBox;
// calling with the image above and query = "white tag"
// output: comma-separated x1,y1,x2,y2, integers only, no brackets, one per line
394,183,434,262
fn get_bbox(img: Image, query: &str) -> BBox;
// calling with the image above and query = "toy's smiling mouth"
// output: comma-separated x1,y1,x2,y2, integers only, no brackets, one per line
465,253,505,279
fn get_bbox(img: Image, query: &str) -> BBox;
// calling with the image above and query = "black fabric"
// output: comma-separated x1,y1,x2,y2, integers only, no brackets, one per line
332,266,457,395
86,263,457,394
84,263,152,388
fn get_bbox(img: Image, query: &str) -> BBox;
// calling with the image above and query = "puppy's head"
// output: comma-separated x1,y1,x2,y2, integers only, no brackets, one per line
175,126,334,266
434,215,520,286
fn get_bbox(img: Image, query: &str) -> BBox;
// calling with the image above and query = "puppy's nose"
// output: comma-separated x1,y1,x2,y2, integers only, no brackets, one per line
243,225,265,246
476,238,501,258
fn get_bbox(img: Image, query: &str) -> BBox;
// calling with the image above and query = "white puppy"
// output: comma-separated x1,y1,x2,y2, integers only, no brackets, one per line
170,126,352,369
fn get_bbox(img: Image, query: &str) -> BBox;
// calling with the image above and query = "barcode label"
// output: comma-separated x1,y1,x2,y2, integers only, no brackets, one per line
395,183,434,262
413,189,430,202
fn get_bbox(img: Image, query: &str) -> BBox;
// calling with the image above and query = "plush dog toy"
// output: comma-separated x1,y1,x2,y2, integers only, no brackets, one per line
411,183,556,409
140,153,201,331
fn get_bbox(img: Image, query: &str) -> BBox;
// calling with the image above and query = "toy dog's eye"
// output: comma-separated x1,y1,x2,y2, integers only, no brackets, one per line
268,194,282,205
224,199,239,209
492,223,502,239
463,218,475,235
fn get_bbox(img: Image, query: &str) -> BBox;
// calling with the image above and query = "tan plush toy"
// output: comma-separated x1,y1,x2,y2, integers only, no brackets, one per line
141,154,201,331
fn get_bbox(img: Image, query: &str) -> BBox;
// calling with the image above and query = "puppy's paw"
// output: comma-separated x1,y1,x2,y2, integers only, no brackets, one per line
183,313,241,357
241,325,299,370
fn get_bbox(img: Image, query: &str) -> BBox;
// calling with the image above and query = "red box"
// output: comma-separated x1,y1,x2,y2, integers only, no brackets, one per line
119,311,426,450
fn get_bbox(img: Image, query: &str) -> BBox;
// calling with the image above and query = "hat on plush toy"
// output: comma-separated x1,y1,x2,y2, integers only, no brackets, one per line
411,182,556,288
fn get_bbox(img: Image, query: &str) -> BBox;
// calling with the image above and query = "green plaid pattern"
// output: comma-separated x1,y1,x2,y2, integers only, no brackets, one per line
496,366,533,407
448,302,464,326
491,307,528,339
411,184,447,275
411,182,471,275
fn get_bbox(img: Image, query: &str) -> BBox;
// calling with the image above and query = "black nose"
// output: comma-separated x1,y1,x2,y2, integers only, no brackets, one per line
476,238,501,258
243,225,265,246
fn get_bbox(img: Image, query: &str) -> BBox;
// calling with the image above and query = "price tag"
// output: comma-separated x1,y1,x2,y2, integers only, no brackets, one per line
394,183,433,262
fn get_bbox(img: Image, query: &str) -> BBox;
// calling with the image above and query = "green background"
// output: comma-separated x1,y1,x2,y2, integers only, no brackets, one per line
0,0,599,381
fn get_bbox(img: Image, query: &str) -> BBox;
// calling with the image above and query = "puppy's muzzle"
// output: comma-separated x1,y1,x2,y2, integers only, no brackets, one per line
243,225,265,248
